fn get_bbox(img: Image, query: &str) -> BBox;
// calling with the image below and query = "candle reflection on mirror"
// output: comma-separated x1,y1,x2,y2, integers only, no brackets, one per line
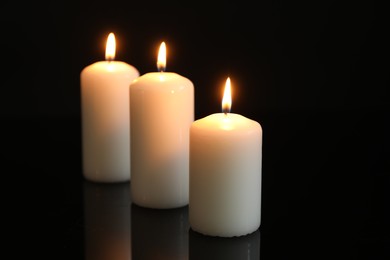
189,228,260,260
83,181,131,260
131,204,189,259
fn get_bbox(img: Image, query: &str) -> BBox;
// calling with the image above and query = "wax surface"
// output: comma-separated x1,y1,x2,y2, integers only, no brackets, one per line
81,61,139,182
189,113,262,237
130,72,194,209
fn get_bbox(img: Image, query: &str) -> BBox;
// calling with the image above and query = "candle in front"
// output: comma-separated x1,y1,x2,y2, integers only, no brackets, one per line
80,33,139,183
189,77,262,237
130,42,194,209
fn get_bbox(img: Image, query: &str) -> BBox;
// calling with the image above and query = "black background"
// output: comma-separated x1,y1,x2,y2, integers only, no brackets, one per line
1,0,389,259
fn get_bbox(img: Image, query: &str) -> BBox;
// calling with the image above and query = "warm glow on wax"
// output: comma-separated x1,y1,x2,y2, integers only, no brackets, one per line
157,42,166,72
129,40,194,209
222,77,232,114
189,76,262,237
80,32,140,183
105,33,116,61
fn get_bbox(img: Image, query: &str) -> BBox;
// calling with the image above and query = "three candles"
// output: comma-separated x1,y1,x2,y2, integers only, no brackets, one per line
80,34,262,237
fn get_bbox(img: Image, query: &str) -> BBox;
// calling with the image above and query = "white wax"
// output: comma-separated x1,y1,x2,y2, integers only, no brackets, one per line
189,113,262,237
81,61,139,183
130,72,194,209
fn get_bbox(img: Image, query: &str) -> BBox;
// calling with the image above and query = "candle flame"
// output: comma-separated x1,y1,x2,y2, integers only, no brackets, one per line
105,33,116,61
222,77,232,115
157,42,166,72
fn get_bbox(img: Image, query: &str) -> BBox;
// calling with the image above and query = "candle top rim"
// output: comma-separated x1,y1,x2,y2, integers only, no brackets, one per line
82,60,139,74
191,113,261,132
131,71,193,85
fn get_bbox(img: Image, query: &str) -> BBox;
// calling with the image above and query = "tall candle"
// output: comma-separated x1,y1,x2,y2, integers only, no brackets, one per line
189,77,262,237
81,33,139,183
130,42,194,209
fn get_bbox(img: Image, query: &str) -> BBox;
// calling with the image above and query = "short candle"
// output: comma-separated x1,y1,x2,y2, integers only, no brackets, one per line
189,77,263,237
130,42,194,209
80,33,139,183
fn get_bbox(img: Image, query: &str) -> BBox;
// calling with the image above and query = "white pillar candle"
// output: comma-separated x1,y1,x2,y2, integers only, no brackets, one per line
189,77,262,237
81,33,139,183
130,42,194,209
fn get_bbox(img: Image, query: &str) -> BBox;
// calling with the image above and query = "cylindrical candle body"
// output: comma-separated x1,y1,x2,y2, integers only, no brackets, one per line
130,72,194,209
189,113,262,237
81,61,139,183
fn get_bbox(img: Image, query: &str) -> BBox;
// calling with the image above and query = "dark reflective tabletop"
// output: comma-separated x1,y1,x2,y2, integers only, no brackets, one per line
4,113,388,260
83,181,261,260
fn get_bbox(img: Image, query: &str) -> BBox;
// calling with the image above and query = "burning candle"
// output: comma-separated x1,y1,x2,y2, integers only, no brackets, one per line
130,42,194,209
189,77,263,237
80,33,139,183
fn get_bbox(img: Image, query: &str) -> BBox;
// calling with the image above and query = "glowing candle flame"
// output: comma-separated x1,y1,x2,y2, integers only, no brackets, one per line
105,33,116,61
157,42,166,72
222,77,232,115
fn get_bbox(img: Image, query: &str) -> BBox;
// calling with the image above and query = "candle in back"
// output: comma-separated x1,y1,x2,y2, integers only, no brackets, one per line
80,33,139,183
130,42,194,209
